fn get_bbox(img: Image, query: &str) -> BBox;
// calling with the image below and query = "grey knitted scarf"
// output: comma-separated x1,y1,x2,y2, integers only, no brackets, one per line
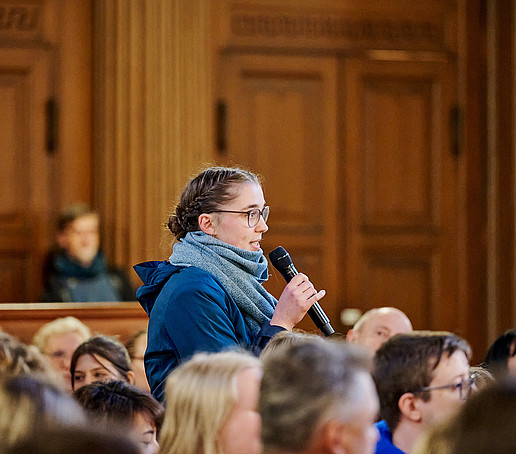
168,231,276,335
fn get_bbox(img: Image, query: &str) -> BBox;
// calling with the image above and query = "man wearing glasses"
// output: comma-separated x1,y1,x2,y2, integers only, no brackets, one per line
372,331,474,454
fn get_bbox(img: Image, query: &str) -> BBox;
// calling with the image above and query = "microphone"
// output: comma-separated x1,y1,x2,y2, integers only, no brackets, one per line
269,246,335,337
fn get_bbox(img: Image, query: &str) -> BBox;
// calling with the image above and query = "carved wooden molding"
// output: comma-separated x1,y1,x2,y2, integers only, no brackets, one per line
222,5,455,54
0,2,43,40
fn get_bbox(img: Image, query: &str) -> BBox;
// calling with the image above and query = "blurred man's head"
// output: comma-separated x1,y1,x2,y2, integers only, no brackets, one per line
260,337,379,454
346,307,413,353
373,331,472,454
56,204,100,267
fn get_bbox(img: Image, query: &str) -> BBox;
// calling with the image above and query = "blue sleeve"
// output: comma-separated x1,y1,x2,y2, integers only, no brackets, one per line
250,323,286,354
164,273,249,359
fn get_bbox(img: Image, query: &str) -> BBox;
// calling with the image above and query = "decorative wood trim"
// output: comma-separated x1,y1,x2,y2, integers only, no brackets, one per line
0,1,43,41
218,2,457,55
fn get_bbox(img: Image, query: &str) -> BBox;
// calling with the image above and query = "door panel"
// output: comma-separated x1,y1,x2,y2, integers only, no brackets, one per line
218,54,339,333
343,58,460,332
0,49,53,302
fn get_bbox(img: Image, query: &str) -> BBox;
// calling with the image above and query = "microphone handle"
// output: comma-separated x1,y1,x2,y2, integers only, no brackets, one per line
282,264,335,337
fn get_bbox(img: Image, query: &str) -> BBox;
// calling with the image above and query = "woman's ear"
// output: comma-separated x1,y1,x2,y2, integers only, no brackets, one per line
198,213,216,235
126,370,136,385
398,392,422,423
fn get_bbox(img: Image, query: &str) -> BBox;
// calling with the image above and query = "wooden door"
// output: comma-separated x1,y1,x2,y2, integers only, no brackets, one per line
217,54,340,333
0,48,54,302
342,58,462,333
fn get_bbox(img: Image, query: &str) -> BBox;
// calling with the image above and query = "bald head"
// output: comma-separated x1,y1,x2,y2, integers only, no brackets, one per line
346,307,412,353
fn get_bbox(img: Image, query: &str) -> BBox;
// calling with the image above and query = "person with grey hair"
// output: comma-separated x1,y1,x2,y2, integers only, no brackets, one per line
260,337,379,454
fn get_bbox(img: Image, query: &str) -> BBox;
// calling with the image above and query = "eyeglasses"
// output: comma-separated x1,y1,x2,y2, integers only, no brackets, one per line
414,374,476,401
209,206,270,228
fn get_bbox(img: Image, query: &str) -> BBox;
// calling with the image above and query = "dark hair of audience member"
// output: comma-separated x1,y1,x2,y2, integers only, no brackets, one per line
0,374,86,448
1,425,140,454
70,335,133,389
482,327,516,379
373,331,472,432
74,380,164,434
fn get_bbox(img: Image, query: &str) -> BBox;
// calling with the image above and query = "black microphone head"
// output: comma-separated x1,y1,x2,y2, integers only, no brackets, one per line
268,246,293,272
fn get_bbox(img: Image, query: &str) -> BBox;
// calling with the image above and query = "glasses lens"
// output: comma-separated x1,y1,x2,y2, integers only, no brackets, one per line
262,206,270,223
248,207,269,227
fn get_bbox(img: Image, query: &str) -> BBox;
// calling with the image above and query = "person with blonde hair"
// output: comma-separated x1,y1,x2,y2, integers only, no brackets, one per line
32,316,91,390
159,350,262,454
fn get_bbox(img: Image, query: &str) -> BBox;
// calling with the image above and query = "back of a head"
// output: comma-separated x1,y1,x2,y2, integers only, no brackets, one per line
160,350,261,454
74,380,164,432
0,374,85,448
0,331,56,378
482,327,516,379
452,379,516,454
260,337,372,453
2,425,140,454
259,330,323,363
373,331,471,432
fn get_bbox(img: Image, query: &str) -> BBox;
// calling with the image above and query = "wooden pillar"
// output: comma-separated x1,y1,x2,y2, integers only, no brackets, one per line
92,0,214,283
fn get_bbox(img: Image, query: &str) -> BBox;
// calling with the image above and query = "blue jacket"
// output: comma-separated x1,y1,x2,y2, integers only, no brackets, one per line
134,260,284,401
375,420,406,454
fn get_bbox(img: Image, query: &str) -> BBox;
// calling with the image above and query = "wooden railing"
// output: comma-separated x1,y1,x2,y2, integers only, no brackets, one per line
0,302,148,345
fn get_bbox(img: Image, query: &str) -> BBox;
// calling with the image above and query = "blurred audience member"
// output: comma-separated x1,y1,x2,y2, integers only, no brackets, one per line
411,420,455,454
0,330,55,379
159,350,262,454
346,307,413,353
451,378,516,454
2,425,140,454
373,332,473,454
41,203,134,302
414,378,516,454
71,335,135,391
74,380,164,454
32,316,91,390
260,337,379,454
0,374,86,449
259,329,323,362
482,327,516,379
125,329,150,391
469,365,494,391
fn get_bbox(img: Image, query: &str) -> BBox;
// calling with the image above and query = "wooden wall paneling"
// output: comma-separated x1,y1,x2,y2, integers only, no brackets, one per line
93,0,215,286
217,54,339,333
343,58,462,334
53,0,92,209
0,48,52,301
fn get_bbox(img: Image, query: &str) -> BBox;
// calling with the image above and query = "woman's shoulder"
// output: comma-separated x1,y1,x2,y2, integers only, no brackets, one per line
165,265,228,295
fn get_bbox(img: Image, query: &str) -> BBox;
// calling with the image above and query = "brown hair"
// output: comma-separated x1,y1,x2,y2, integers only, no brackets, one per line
70,335,133,389
167,166,261,240
373,331,471,432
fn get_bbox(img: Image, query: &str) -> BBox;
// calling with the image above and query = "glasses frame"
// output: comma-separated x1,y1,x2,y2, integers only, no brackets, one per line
414,374,476,401
208,206,269,228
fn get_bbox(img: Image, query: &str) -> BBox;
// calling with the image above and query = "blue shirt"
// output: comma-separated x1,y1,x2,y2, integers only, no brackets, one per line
375,420,406,454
